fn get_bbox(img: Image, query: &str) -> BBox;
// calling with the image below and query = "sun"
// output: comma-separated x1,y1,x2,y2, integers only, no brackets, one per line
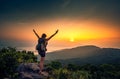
70,37,74,42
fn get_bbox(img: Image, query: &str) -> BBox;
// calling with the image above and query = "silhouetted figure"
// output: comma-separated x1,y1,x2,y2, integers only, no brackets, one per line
33,29,58,75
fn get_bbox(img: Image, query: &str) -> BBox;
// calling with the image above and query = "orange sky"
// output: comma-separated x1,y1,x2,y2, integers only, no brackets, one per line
0,18,120,51
1,18,119,41
0,0,120,52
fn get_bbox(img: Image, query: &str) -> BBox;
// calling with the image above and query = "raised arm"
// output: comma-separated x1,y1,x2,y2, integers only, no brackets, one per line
47,29,59,41
33,29,40,39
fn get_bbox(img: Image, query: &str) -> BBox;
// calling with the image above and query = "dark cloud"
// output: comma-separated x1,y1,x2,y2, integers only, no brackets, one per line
0,0,62,23
0,0,120,27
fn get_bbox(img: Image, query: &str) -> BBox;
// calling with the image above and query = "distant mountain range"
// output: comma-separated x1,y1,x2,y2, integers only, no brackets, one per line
45,45,120,64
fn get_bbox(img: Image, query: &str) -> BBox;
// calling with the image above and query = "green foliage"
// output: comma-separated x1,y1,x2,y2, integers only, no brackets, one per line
47,61,120,79
0,47,120,79
50,68,90,79
67,63,78,71
49,61,62,69
0,47,37,79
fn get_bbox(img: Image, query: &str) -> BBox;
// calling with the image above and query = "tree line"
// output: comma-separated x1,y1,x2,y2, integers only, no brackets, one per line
0,47,120,79
0,47,37,78
47,61,120,79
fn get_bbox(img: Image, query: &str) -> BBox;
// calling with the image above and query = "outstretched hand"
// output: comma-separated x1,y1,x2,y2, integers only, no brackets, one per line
55,29,59,33
47,29,59,40
33,29,40,38
33,29,35,32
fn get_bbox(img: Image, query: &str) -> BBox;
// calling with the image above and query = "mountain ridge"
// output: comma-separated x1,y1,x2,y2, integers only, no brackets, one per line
45,45,120,64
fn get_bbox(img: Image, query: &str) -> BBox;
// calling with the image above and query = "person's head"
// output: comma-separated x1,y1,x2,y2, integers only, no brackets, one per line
41,33,47,38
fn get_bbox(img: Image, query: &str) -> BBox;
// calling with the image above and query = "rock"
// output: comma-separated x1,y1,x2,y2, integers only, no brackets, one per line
17,63,40,73
17,63,49,79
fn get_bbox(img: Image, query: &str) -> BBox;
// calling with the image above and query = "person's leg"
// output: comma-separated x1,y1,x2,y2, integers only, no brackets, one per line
39,57,48,76
39,57,45,72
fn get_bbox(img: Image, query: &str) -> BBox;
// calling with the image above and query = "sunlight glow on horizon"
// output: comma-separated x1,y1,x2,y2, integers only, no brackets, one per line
1,18,119,49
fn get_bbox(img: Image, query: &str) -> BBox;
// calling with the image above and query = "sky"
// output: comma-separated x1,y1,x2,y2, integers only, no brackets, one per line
0,0,120,51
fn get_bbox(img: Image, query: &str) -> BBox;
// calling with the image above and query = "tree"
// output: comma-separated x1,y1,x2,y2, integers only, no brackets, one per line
0,47,37,78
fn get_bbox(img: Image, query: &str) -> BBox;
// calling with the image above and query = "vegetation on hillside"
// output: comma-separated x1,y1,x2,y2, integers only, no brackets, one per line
47,61,120,79
0,47,37,78
0,47,120,79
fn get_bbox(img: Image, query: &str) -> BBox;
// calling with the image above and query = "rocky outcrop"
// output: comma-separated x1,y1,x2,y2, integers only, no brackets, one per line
17,63,49,79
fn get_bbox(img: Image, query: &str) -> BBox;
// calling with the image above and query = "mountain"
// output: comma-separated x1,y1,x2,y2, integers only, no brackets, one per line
46,45,100,60
45,45,120,64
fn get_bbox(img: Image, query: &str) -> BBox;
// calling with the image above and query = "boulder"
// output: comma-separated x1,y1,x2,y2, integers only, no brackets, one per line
17,63,49,79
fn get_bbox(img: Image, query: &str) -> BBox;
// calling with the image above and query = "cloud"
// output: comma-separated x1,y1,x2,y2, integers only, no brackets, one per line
0,0,120,28
61,0,72,8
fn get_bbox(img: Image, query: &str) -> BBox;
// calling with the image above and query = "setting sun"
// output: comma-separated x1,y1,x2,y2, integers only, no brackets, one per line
70,37,74,42
0,0,120,52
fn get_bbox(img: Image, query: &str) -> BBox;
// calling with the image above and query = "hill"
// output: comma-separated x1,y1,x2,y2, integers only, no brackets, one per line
45,45,120,64
46,45,100,60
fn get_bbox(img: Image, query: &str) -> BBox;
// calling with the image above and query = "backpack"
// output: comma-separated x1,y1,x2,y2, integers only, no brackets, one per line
36,38,46,51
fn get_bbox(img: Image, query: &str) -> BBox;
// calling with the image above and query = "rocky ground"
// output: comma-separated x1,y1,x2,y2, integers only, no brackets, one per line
17,63,49,79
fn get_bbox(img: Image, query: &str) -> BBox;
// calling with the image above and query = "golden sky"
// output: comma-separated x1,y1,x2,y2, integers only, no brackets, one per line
1,18,119,41
0,18,120,51
0,0,120,51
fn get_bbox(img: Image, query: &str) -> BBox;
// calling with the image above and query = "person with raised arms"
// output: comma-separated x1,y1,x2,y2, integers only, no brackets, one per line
33,29,59,75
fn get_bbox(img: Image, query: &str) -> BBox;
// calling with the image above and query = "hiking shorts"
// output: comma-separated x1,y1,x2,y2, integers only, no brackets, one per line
38,50,46,57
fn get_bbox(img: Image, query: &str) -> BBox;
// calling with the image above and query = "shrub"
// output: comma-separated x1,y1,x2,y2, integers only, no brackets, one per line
0,47,37,78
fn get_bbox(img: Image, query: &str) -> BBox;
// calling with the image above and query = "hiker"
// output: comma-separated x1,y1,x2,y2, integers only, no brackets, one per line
33,29,59,74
